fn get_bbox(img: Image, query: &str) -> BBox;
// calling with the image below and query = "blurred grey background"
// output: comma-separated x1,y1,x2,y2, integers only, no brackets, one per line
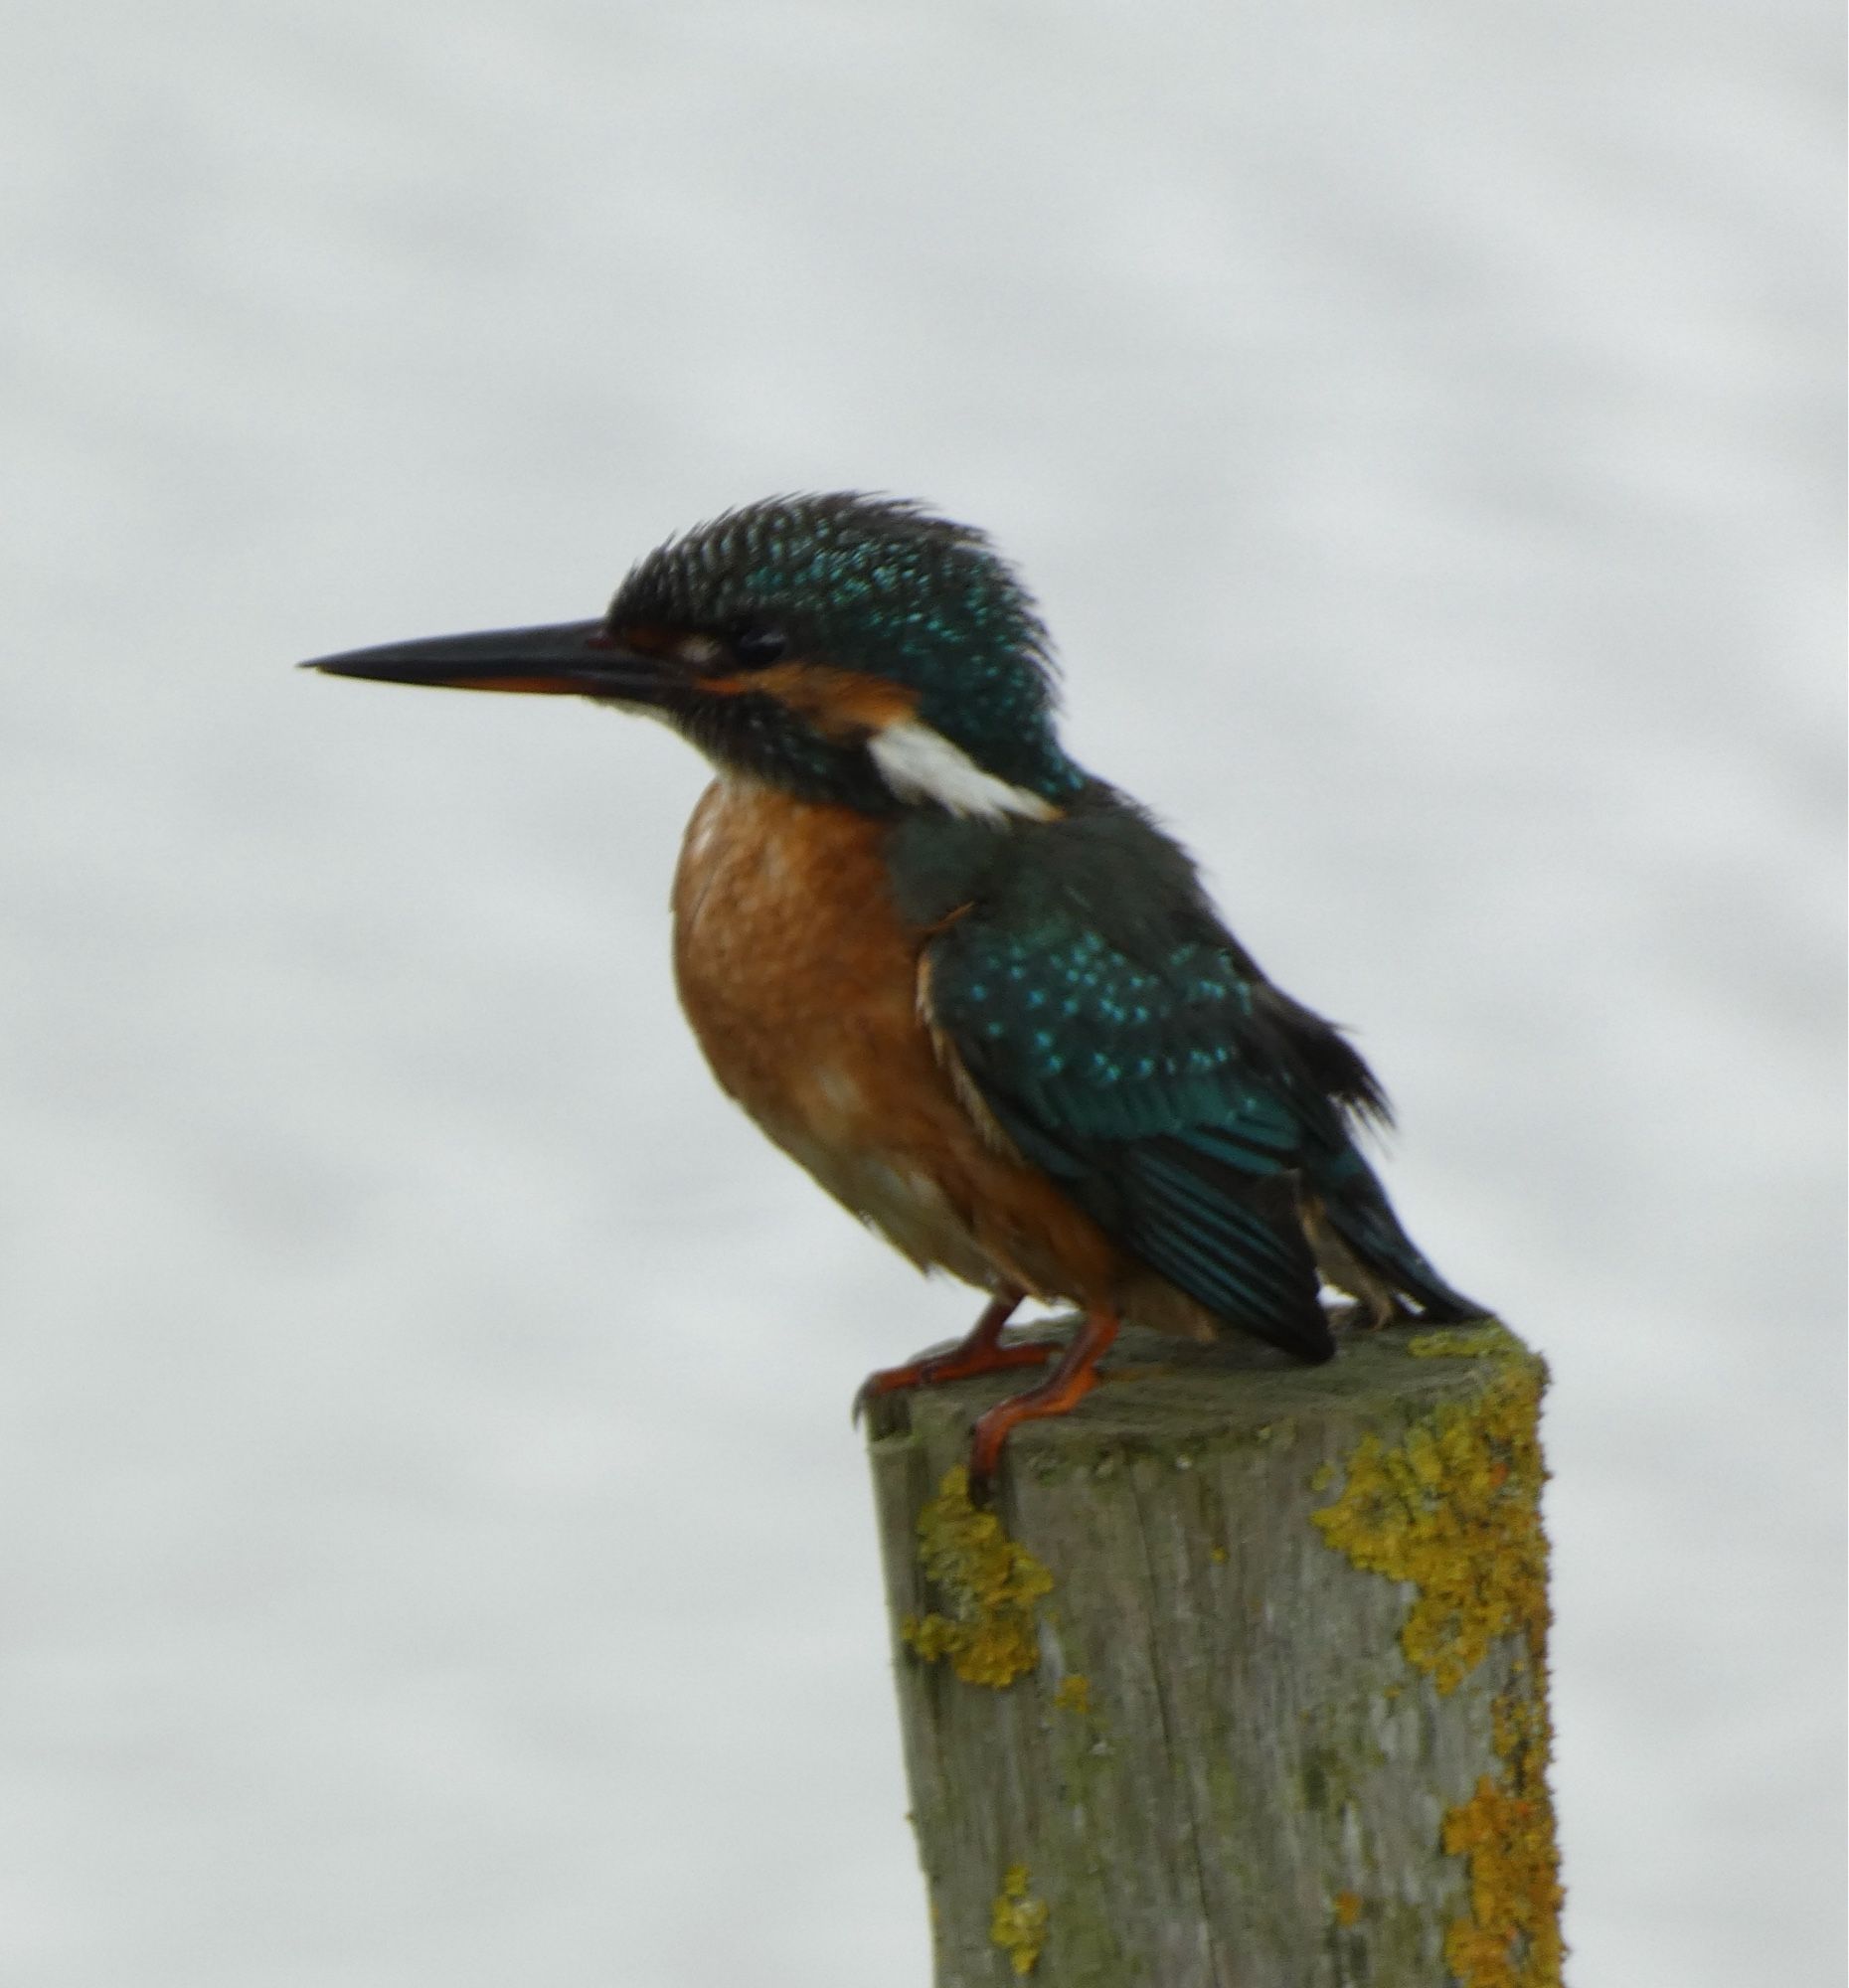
2,2,1841,1983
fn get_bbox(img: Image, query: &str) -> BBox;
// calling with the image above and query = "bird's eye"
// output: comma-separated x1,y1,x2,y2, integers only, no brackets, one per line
733,627,789,667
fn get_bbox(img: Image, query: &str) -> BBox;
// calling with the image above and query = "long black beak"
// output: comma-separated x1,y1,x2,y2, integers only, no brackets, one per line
299,619,674,704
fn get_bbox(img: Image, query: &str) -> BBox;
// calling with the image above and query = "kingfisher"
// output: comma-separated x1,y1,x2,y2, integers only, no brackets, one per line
304,493,1481,1485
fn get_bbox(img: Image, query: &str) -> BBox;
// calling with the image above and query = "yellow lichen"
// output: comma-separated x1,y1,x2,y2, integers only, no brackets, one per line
1409,1326,1513,1360
1051,1673,1091,1715
1332,1889,1363,1927
1442,1692,1565,1987
1309,1353,1549,1694
990,1864,1050,1975
901,1468,1054,1688
1310,1340,1564,1986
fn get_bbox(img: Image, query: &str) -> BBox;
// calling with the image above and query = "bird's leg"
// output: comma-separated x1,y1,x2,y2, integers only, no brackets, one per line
852,1289,1048,1423
1305,1201,1404,1332
966,1307,1120,1491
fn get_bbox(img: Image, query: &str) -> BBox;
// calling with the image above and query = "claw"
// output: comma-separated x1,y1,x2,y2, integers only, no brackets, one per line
852,1290,1035,1425
855,1296,1119,1489
965,1308,1119,1490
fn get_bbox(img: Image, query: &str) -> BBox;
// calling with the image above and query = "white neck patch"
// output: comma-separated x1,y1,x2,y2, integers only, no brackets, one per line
868,719,1058,822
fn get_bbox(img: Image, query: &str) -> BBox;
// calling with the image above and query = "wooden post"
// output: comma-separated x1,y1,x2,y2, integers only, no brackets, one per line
865,1319,1563,1988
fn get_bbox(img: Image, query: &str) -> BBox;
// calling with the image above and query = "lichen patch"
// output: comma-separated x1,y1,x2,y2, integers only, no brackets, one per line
1309,1348,1549,1694
1310,1336,1564,1987
1442,1693,1565,1988
901,1467,1054,1688
1408,1325,1514,1360
990,1864,1050,1975
1051,1673,1092,1716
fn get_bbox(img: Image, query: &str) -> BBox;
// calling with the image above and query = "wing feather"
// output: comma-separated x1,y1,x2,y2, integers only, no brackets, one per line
922,909,1338,1359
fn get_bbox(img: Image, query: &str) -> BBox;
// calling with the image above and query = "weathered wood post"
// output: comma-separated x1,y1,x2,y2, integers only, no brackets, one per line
865,1319,1563,1988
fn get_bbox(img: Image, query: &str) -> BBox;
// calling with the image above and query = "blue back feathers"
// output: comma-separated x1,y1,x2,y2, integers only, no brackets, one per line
905,788,1476,1352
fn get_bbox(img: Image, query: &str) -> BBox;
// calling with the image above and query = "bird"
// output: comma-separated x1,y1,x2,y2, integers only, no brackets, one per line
303,492,1482,1487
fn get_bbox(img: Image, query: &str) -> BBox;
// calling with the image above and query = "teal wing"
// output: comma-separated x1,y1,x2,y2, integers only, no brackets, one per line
924,909,1340,1359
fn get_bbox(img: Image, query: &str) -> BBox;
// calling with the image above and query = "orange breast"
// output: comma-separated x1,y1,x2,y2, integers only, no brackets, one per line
670,776,1123,1305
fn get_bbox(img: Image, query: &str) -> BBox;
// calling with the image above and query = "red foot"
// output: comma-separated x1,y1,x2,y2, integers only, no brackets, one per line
967,1308,1120,1491
853,1292,1045,1423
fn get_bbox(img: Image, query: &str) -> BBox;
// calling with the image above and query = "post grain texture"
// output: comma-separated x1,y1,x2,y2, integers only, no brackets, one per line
866,1319,1562,1988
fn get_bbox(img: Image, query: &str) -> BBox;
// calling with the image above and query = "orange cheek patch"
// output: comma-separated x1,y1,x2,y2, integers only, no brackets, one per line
696,662,919,741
